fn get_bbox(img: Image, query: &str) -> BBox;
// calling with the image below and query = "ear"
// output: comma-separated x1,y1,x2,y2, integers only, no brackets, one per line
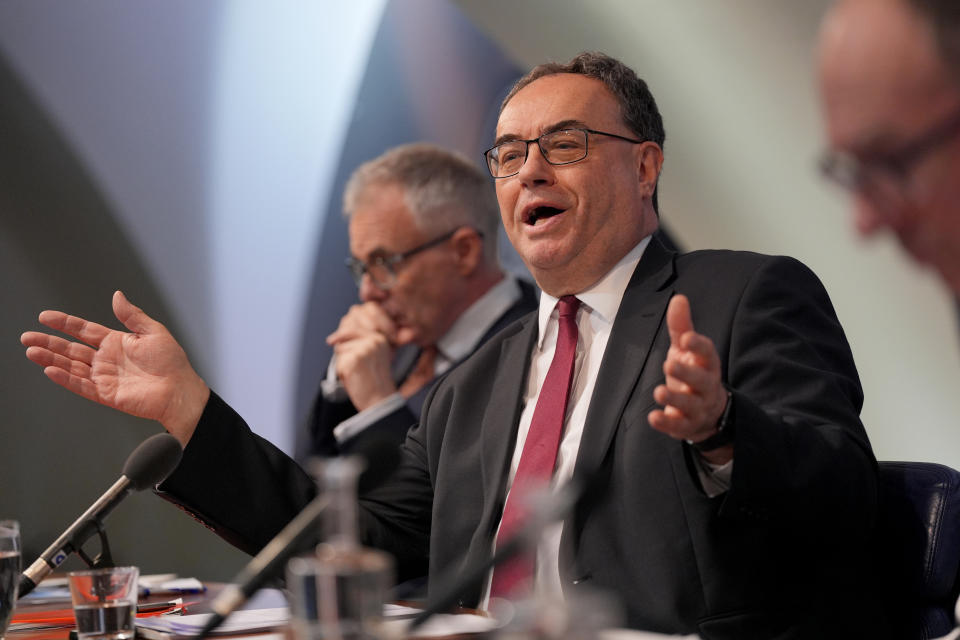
634,142,664,198
450,227,484,276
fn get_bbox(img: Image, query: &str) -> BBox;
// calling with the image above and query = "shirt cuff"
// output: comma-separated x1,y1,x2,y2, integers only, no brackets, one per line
320,355,349,402
332,392,406,445
694,455,733,498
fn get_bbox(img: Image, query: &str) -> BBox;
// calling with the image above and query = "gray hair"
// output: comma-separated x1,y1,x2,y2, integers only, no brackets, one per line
501,51,666,213
906,0,960,80
344,143,500,264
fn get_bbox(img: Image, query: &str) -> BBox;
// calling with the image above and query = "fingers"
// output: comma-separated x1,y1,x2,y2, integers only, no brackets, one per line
649,293,726,441
35,310,112,348
113,290,162,335
22,332,98,366
327,302,397,345
333,331,397,410
24,345,94,378
42,364,103,405
28,292,155,349
22,330,99,393
666,294,694,345
653,383,701,417
664,339,720,385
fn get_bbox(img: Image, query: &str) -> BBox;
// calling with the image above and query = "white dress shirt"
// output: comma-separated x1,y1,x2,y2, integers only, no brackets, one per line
485,236,731,606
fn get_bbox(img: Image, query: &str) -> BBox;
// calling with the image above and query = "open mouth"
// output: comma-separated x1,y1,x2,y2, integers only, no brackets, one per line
525,206,565,225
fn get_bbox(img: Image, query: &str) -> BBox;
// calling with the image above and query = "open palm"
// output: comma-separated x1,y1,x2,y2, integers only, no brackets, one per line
21,291,208,444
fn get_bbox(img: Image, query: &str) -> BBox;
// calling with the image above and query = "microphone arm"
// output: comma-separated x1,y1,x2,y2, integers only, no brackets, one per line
199,436,401,638
18,477,132,596
408,477,586,633
17,432,183,599
198,494,330,638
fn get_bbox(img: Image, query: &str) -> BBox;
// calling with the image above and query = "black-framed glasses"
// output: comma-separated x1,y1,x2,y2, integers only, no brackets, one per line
345,227,462,289
819,105,960,206
483,128,645,178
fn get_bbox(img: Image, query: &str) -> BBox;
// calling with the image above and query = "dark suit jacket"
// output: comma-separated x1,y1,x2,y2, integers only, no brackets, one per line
298,279,538,459
158,239,887,639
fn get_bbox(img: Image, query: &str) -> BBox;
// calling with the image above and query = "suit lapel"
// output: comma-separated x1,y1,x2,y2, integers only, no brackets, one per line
405,283,538,418
559,239,677,584
572,239,677,487
479,316,539,505
454,316,537,603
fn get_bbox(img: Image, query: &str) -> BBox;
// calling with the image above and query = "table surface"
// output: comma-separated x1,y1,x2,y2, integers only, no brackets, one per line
8,583,690,640
8,582,251,640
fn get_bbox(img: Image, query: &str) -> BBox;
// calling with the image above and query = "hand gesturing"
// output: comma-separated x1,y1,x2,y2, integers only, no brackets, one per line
647,294,731,462
20,291,209,446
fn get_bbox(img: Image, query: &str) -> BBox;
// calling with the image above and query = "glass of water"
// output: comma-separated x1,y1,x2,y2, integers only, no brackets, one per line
0,521,20,640
68,566,139,640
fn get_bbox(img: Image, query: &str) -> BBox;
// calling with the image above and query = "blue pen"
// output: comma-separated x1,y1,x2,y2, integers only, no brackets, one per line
139,585,206,596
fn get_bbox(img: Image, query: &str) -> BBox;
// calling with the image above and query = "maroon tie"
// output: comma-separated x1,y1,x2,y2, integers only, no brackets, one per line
490,295,581,599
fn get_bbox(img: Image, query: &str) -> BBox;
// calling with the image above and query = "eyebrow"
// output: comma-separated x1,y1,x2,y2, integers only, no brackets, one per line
493,119,589,147
846,121,922,158
351,246,391,262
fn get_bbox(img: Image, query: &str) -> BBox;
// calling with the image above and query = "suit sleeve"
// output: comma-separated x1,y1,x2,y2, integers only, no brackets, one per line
156,391,317,556
711,255,877,539
338,405,419,455
355,388,441,584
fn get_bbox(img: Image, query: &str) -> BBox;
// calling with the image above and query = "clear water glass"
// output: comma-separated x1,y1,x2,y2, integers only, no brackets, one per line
68,566,139,640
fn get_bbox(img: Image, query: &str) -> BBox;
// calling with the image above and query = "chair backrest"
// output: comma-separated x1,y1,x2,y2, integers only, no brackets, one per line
877,461,960,639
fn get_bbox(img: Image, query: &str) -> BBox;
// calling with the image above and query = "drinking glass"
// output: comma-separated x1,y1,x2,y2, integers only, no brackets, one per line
68,566,139,640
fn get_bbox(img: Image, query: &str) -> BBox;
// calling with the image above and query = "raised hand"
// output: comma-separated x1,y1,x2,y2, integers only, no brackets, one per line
20,291,209,446
648,294,731,462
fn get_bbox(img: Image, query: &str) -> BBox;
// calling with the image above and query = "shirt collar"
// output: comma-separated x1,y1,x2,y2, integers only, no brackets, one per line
536,235,652,349
437,275,524,363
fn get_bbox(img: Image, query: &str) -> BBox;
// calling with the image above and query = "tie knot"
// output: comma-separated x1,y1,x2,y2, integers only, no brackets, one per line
557,295,580,319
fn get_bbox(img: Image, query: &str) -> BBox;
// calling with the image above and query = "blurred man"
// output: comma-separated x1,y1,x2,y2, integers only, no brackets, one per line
299,144,536,459
22,52,885,637
818,0,960,295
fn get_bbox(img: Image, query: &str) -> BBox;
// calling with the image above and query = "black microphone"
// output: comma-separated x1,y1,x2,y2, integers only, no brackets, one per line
18,432,183,598
198,437,401,638
407,475,596,633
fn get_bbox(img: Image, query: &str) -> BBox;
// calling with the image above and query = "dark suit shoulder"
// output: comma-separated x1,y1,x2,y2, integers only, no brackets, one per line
672,249,830,304
435,310,536,390
675,248,814,278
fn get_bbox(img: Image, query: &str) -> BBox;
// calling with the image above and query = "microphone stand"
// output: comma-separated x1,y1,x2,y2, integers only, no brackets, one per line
407,479,585,633
75,522,114,569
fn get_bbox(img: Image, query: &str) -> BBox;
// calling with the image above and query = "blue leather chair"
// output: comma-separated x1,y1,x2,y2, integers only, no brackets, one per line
877,461,960,639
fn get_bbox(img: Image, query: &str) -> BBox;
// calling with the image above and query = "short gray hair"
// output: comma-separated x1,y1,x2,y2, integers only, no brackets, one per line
344,143,500,263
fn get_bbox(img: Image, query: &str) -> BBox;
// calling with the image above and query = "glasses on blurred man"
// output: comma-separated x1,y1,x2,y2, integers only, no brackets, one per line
819,106,960,211
346,227,475,290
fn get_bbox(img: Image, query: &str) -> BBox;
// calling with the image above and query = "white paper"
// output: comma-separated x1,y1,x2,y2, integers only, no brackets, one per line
135,607,290,636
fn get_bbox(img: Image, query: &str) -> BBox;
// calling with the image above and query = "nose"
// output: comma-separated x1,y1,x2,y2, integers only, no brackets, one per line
515,141,555,187
358,273,388,302
852,192,897,237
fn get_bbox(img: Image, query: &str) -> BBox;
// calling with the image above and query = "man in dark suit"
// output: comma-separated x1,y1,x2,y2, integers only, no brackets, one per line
297,144,536,460
21,52,885,638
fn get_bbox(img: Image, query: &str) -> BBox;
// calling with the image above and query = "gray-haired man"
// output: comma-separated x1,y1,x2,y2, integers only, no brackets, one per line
301,143,536,458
